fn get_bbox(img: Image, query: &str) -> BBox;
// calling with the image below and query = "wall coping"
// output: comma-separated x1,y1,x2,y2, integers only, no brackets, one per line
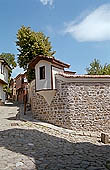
56,74,110,83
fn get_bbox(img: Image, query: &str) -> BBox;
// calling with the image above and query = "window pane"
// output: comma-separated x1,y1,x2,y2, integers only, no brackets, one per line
40,66,45,80
1,64,4,74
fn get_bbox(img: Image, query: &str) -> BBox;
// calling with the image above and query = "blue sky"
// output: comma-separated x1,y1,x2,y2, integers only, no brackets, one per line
0,0,110,77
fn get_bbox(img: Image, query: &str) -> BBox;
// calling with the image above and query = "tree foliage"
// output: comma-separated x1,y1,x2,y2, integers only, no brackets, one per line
0,52,17,78
86,59,110,75
0,53,17,70
86,59,102,75
16,26,56,78
0,53,17,95
102,64,110,75
27,68,35,82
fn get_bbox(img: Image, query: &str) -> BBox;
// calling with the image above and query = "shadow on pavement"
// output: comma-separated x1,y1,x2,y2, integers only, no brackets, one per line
0,128,110,170
2,103,110,169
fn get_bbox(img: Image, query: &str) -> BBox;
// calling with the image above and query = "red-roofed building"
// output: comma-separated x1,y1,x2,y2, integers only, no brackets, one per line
15,72,28,103
28,55,110,133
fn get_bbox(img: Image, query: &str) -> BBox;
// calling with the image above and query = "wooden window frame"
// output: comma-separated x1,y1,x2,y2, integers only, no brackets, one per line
39,66,45,80
1,63,4,74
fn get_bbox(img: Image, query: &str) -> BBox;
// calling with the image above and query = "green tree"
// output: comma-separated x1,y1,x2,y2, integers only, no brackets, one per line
0,53,17,70
0,53,17,96
102,64,110,75
86,59,103,75
16,26,55,81
86,59,110,75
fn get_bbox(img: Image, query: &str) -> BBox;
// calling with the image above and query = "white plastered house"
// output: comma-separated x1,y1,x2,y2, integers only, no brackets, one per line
0,58,11,105
29,55,75,105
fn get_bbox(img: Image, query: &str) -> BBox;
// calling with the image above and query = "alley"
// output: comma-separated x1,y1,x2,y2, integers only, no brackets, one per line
0,104,110,170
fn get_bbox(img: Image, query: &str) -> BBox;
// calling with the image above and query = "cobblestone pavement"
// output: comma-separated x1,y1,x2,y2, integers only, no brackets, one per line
0,103,110,170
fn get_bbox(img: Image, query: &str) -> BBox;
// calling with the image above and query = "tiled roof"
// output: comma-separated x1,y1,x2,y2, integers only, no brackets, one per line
57,73,110,78
64,70,76,75
29,55,70,69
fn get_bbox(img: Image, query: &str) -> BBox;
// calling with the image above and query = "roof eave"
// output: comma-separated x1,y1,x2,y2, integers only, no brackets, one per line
29,55,70,69
0,79,8,85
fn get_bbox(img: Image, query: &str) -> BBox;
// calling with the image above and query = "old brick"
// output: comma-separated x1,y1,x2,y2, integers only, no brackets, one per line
30,79,110,132
101,133,109,144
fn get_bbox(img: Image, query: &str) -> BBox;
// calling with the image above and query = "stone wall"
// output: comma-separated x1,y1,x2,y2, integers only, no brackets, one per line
30,79,71,128
30,76,110,132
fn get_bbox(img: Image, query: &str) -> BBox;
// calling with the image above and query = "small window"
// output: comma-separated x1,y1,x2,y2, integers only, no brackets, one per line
1,64,4,74
22,78,24,84
40,66,45,80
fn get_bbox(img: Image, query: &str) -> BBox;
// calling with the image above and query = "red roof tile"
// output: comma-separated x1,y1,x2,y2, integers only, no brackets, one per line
29,55,70,69
57,73,110,78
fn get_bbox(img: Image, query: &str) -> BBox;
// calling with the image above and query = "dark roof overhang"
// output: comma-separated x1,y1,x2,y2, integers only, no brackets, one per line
28,55,70,69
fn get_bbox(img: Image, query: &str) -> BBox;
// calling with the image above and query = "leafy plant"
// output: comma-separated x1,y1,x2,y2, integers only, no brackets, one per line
16,26,55,81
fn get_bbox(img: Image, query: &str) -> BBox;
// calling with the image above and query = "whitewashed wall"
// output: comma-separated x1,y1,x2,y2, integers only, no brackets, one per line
0,61,4,83
4,66,8,84
52,66,64,89
0,61,9,84
0,62,1,73
0,61,9,103
0,83,5,102
0,84,2,100
35,60,51,91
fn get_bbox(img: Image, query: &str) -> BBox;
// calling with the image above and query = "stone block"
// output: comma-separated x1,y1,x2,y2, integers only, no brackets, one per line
0,100,4,106
101,133,109,144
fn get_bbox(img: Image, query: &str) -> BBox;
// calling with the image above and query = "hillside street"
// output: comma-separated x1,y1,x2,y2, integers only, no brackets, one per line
0,103,110,170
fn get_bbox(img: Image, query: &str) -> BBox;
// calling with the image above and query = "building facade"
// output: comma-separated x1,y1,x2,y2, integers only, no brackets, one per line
15,73,28,103
0,58,11,105
10,78,17,101
28,55,110,133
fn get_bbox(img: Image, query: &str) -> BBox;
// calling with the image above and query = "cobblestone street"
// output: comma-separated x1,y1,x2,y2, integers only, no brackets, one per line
0,103,110,170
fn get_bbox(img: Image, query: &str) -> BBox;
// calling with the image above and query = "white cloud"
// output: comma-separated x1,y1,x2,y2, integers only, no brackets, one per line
65,4,110,42
11,66,24,78
40,0,53,6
